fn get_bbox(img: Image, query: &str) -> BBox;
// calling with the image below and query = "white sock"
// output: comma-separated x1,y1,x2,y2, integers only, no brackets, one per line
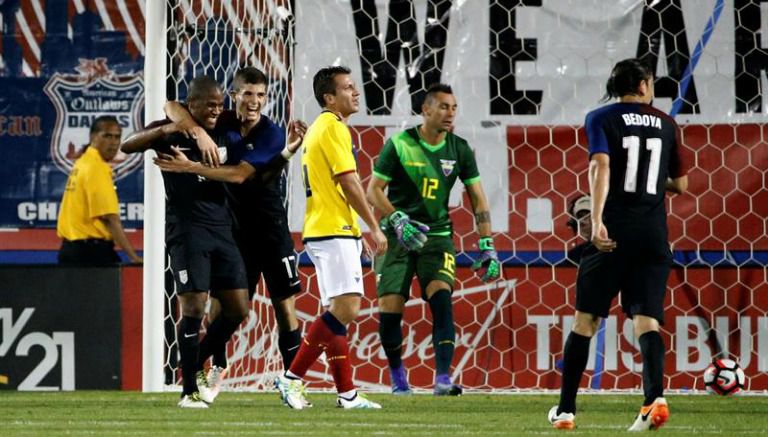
285,370,301,380
338,389,357,400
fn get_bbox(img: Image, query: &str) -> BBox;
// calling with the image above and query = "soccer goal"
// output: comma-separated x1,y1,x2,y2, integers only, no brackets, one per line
144,0,768,394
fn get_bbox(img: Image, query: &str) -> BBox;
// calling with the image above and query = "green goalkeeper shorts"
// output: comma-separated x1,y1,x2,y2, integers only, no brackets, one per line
375,234,456,300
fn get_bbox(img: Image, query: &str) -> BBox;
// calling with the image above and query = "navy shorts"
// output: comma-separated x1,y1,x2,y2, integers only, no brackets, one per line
575,225,672,324
167,223,248,294
234,227,301,301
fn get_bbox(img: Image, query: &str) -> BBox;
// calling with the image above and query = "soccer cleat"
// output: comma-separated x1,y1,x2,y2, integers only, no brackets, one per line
433,382,463,396
433,374,462,396
206,366,227,400
274,374,306,410
628,397,669,432
177,392,209,409
548,405,575,430
390,366,412,395
336,392,382,409
196,370,215,404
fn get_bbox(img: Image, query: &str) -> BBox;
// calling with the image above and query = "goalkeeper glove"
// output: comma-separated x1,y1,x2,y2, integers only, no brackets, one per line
471,237,501,283
381,211,430,251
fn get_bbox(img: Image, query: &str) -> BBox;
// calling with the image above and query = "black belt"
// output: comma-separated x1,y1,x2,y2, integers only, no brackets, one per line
64,238,113,246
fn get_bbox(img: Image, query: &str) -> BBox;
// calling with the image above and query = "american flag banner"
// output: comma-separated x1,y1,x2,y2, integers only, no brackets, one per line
5,0,145,77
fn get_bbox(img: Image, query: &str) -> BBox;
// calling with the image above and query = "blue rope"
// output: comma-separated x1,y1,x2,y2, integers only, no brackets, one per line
669,0,725,117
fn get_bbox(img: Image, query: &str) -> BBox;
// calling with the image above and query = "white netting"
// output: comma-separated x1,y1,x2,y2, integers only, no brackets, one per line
157,0,768,393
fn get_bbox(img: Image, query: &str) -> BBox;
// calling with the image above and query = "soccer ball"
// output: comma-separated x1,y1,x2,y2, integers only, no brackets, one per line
703,359,746,395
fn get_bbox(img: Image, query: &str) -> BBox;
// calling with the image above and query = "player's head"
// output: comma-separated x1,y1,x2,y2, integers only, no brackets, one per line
422,83,457,133
567,194,592,240
187,75,224,129
89,115,122,162
231,67,268,124
604,58,654,104
313,66,359,117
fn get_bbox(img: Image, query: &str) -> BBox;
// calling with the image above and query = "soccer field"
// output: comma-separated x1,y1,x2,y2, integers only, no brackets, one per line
2,392,767,435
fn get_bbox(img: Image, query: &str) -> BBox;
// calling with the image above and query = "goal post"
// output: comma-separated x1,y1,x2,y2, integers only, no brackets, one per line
142,0,167,393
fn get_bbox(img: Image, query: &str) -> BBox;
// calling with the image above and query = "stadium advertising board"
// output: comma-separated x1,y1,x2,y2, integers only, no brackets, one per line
216,266,768,391
0,266,123,390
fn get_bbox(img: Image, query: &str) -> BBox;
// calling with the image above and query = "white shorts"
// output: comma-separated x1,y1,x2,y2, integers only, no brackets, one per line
305,238,364,307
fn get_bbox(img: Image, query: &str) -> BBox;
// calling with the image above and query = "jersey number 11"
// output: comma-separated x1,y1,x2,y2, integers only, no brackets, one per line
622,136,661,195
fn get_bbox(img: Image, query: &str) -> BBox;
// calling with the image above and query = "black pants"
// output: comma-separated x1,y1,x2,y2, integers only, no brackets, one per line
58,239,121,266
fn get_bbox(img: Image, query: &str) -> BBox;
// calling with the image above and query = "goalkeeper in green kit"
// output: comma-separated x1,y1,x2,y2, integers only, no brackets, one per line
366,84,501,396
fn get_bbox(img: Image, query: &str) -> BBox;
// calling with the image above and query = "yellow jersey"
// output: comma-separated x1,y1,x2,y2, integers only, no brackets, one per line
57,146,119,241
301,111,361,241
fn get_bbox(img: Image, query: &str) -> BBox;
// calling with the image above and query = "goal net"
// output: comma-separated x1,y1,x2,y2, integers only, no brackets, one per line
150,0,768,393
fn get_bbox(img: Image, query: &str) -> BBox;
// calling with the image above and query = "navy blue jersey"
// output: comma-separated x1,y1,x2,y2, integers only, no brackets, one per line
146,119,232,227
585,102,687,228
215,111,289,231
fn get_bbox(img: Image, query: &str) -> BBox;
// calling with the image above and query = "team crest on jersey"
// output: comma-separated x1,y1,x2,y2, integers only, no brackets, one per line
44,58,144,181
440,159,456,176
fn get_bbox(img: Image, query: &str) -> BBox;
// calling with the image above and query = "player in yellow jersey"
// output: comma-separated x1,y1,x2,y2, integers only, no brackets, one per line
275,66,387,409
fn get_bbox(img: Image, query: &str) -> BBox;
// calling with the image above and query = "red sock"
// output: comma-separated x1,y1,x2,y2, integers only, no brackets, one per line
327,334,355,393
288,317,335,378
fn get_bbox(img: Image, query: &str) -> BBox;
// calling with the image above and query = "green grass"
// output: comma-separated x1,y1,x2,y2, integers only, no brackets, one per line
1,391,767,435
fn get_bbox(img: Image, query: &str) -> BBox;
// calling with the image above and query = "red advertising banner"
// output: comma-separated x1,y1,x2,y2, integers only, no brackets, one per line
235,266,767,392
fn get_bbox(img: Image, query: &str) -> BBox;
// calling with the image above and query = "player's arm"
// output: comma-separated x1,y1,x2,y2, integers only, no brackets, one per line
665,176,688,194
120,122,180,154
466,181,501,282
665,122,690,195
366,176,395,216
465,182,492,237
336,172,388,256
164,101,220,167
153,147,254,183
99,214,142,264
259,120,308,183
588,153,617,252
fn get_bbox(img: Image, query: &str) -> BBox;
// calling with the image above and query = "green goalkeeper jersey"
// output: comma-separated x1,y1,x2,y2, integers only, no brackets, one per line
372,127,481,236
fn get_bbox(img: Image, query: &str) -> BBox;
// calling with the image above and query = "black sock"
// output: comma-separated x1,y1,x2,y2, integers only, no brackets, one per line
428,290,455,376
639,331,665,406
198,316,240,370
558,331,592,414
278,328,302,370
179,316,203,396
379,312,404,369
212,344,228,369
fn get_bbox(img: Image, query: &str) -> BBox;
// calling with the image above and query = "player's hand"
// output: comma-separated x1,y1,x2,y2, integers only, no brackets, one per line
286,120,308,154
382,211,429,251
471,236,501,283
361,237,373,262
154,146,196,173
369,227,388,257
591,222,616,252
185,125,220,168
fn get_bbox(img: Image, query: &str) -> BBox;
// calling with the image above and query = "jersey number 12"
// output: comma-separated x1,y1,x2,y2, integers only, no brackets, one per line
622,136,661,195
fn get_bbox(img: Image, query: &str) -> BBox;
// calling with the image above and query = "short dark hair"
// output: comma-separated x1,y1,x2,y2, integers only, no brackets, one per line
90,115,120,136
312,66,351,107
188,75,222,102
232,67,268,92
423,83,453,106
603,58,653,101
